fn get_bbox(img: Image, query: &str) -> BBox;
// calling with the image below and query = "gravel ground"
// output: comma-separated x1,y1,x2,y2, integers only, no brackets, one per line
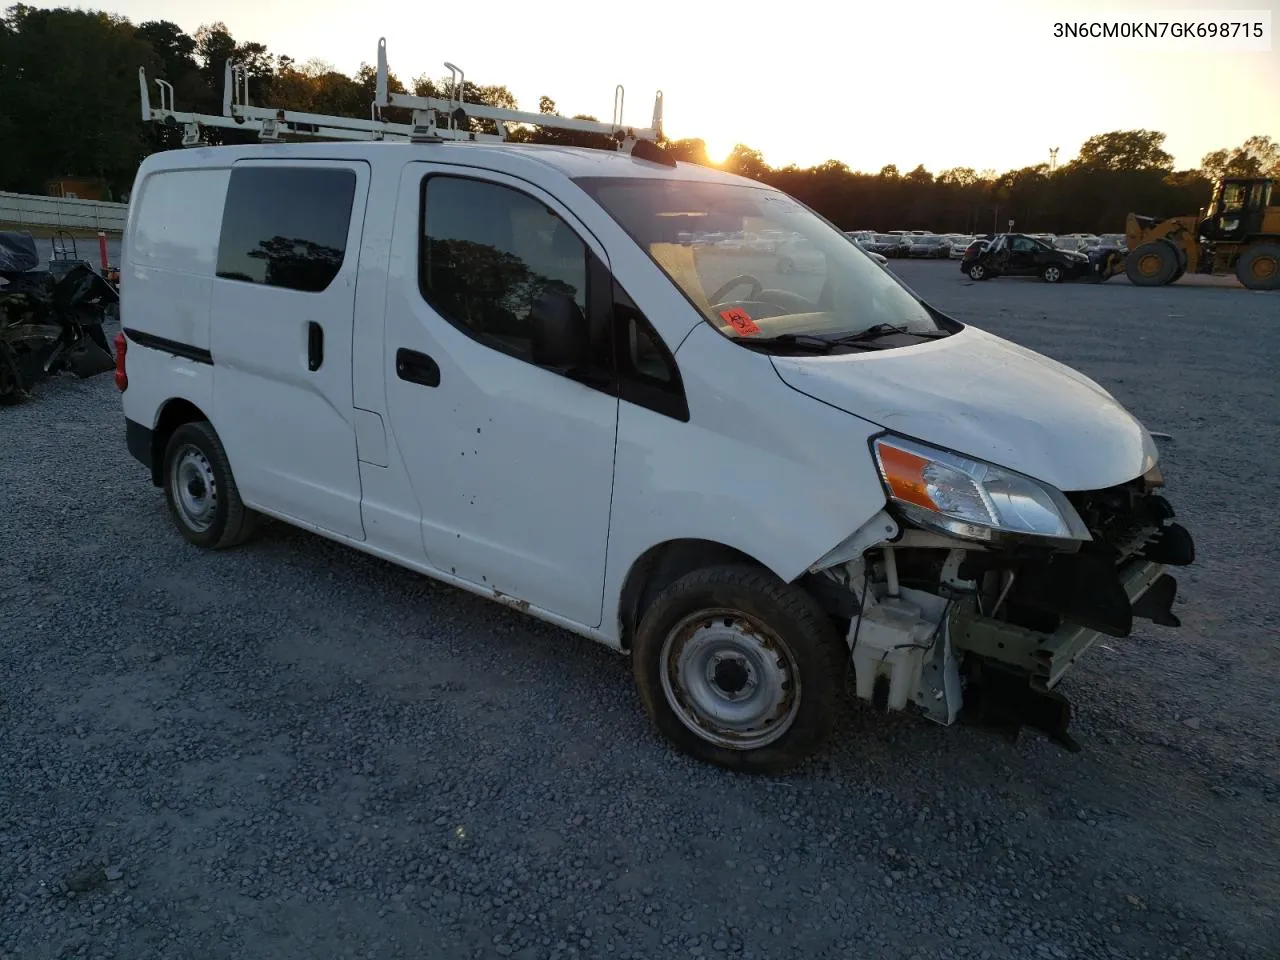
2,260,1278,960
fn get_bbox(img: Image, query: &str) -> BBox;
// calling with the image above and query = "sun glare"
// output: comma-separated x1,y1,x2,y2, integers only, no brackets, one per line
700,136,736,167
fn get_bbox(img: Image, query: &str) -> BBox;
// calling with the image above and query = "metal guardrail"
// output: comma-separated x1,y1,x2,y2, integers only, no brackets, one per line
0,191,128,232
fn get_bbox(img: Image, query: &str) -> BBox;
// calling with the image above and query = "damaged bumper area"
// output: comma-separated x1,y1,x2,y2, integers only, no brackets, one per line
812,476,1195,750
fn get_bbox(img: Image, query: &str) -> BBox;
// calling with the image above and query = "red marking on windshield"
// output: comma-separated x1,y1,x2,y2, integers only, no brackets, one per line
719,308,761,336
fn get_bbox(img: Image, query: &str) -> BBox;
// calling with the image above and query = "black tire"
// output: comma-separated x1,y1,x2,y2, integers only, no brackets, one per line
967,262,989,280
161,420,259,550
631,563,848,774
1125,241,1179,286
1235,243,1280,291
1040,263,1066,283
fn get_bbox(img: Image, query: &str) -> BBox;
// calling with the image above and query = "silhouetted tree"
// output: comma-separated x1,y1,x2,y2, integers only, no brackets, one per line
1073,129,1174,173
1201,135,1280,179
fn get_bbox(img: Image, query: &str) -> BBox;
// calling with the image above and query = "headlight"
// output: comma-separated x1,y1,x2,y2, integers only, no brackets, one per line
872,435,1092,545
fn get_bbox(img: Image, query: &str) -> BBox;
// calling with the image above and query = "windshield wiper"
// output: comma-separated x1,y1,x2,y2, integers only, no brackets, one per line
733,325,950,353
829,323,950,345
732,333,836,353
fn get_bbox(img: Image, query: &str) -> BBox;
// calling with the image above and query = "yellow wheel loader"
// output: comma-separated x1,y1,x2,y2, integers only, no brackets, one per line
1101,177,1279,291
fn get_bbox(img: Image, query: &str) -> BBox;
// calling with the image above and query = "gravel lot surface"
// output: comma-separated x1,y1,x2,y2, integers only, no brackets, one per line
2,259,1278,960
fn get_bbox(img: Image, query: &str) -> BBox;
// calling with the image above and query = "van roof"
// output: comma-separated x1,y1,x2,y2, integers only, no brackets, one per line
140,138,757,187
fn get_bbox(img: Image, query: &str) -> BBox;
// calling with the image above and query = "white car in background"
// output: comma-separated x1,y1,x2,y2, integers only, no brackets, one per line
1052,236,1091,254
776,236,825,273
756,229,793,253
949,236,976,259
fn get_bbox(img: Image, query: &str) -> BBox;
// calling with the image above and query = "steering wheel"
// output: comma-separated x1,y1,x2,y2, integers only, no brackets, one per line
709,274,764,305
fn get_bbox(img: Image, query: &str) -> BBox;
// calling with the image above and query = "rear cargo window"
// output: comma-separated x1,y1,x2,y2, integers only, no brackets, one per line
216,166,356,293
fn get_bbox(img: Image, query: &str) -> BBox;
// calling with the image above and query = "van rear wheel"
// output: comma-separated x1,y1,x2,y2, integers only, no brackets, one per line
631,564,848,774
162,420,259,550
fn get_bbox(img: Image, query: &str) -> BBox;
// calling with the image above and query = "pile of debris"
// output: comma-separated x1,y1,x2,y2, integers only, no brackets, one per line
0,230,118,406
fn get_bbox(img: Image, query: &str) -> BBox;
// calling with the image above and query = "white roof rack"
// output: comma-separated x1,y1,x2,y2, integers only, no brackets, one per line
139,36,666,156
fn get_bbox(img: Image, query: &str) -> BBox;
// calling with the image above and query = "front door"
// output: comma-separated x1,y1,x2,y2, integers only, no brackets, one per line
1007,235,1040,274
209,159,369,541
382,162,619,628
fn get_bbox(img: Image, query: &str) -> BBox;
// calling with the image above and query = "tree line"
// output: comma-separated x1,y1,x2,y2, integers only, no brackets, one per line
2,4,1277,235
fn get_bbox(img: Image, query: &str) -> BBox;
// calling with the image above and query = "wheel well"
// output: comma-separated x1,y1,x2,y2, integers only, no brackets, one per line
148,398,209,486
617,539,760,650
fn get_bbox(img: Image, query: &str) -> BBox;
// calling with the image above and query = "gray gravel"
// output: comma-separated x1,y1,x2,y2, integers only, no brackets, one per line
2,260,1278,960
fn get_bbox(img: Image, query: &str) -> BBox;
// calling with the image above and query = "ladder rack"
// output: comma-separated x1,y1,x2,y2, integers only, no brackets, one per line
139,37,665,153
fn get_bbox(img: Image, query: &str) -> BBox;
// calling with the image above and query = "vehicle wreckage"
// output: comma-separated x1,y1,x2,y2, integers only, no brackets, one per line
0,230,118,405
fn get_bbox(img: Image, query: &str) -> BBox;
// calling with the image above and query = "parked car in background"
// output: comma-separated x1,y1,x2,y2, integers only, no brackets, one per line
962,233,1093,282
1095,233,1128,251
907,236,951,259
848,235,890,267
755,229,793,253
776,236,825,273
867,234,912,257
949,236,976,259
1052,236,1091,254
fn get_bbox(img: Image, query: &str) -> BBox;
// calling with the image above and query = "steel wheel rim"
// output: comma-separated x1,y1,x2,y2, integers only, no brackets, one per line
171,444,217,532
1251,256,1276,281
970,265,984,279
1045,267,1061,282
1138,253,1161,276
658,608,801,750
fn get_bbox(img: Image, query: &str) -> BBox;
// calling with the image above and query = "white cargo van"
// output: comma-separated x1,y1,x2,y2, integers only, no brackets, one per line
116,54,1194,772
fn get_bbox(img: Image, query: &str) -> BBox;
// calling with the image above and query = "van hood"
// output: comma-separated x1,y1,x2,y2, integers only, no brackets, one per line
769,325,1157,492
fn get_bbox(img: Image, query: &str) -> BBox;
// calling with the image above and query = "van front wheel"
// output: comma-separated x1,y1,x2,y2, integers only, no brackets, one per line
162,420,259,550
632,564,847,774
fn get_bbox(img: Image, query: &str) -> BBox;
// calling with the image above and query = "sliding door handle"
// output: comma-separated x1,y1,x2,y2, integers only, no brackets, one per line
307,322,324,371
395,348,440,387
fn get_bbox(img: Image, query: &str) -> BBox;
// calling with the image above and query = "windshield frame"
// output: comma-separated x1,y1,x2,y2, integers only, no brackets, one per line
572,174,962,350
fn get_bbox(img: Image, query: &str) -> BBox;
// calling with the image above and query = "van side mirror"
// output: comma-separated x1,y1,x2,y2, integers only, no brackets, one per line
530,287,589,369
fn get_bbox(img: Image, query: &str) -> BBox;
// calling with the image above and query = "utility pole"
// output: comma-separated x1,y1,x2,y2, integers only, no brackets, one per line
1049,147,1059,173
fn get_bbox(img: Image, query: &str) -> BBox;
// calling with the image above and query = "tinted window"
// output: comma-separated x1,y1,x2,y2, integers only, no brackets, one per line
216,166,356,292
420,176,588,360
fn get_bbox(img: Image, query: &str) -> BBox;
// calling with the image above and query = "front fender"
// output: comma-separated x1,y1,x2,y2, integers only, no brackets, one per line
600,323,891,642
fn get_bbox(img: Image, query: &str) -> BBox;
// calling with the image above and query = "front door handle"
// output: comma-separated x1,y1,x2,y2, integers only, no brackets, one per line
308,322,324,371
396,348,440,387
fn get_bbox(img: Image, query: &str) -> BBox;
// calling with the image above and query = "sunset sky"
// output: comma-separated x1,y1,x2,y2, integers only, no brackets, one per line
35,0,1280,172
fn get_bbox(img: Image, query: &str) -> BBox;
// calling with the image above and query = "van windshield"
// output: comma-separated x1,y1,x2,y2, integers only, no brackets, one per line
574,177,941,342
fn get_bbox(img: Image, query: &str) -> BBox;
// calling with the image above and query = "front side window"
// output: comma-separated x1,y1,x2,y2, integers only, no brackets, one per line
216,166,356,292
1011,237,1038,253
574,177,944,348
420,175,588,361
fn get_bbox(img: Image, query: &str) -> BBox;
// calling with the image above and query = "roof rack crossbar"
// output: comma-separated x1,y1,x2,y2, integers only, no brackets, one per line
138,37,668,152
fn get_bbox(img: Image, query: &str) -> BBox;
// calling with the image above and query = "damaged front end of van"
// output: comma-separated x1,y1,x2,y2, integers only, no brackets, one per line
807,433,1195,751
